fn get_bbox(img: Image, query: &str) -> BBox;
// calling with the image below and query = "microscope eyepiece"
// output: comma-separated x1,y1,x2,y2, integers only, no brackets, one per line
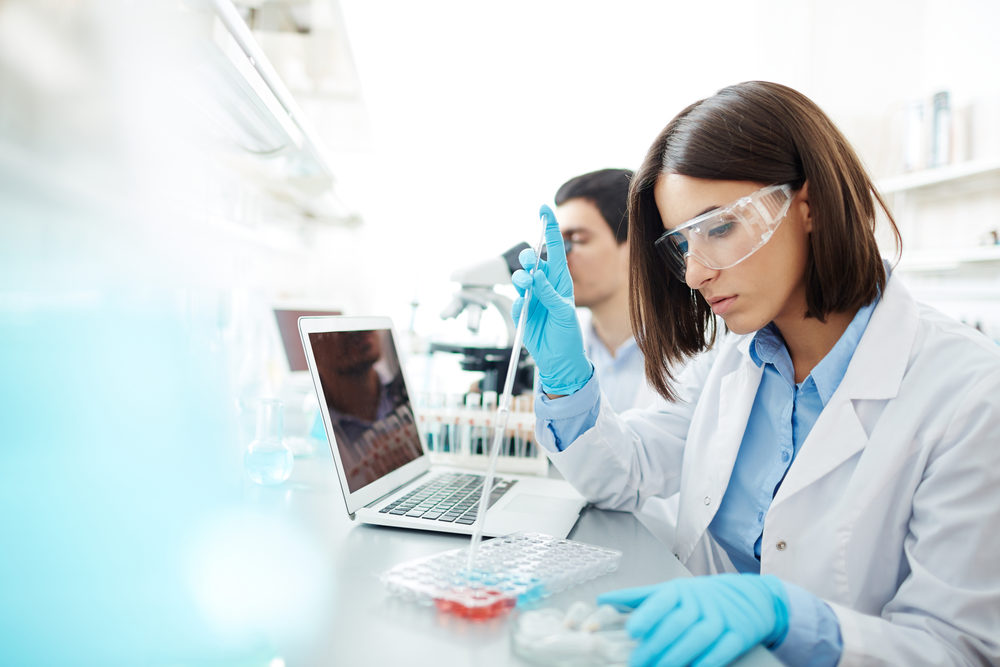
501,239,571,275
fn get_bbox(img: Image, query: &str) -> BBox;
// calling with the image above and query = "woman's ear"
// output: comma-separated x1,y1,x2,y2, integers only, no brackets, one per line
798,181,812,233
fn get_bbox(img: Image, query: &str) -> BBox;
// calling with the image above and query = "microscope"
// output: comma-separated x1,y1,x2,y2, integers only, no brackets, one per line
434,242,548,396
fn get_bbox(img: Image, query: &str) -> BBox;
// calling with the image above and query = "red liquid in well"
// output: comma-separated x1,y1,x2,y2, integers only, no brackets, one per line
433,589,516,620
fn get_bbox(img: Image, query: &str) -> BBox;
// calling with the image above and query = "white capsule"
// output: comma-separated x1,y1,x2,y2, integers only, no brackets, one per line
563,600,593,629
580,604,630,632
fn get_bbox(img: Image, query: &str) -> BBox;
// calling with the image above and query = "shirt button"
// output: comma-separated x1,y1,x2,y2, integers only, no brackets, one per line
776,540,787,551
757,512,764,522
704,496,711,506
781,451,790,463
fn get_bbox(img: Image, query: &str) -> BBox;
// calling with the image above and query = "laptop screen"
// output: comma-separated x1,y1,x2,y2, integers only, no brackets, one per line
274,308,342,372
308,327,423,493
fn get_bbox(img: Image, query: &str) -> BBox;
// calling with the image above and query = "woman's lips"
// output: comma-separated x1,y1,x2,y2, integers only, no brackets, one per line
709,296,737,315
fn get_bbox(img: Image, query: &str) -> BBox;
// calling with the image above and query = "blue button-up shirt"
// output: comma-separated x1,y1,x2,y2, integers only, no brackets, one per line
710,296,876,573
535,295,879,666
579,309,653,413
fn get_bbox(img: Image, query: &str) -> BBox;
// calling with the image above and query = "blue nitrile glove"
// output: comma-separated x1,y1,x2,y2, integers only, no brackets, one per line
597,574,790,667
511,204,593,395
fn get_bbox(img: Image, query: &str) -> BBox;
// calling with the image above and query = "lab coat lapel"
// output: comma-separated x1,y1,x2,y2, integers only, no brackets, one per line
712,362,760,483
680,344,761,557
772,273,917,506
770,397,869,506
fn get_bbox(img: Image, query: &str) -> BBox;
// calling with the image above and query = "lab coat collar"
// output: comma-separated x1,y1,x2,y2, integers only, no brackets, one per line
771,271,919,506
834,269,916,401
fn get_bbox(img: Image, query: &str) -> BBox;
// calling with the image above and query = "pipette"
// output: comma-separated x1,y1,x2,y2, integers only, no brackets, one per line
466,212,548,571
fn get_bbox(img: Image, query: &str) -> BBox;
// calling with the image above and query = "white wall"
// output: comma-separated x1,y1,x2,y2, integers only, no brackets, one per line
4,0,998,384
329,0,999,332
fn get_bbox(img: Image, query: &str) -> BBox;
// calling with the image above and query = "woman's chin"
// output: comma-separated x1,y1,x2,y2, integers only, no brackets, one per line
720,313,767,336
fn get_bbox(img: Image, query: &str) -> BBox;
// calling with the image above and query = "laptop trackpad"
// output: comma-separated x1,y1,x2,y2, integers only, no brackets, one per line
504,494,579,514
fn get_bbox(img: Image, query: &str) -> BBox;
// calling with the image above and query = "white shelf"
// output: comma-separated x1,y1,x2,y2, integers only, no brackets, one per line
897,245,1000,272
877,157,1000,195
210,0,332,181
194,0,360,225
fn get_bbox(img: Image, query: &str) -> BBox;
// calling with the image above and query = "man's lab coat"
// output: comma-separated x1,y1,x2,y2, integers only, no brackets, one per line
540,273,1000,665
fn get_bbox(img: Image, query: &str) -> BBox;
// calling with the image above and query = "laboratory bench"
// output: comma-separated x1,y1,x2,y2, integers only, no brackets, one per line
246,450,781,667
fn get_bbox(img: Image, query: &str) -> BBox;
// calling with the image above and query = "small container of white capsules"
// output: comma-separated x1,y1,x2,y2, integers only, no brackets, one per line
510,600,635,666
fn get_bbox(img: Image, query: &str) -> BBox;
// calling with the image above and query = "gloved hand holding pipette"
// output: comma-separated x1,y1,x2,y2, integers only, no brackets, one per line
511,204,594,396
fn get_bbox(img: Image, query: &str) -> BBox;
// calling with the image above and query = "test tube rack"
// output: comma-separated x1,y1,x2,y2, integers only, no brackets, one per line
414,392,548,476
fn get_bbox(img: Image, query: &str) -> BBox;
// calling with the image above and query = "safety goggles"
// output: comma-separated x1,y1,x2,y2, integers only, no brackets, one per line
654,183,794,280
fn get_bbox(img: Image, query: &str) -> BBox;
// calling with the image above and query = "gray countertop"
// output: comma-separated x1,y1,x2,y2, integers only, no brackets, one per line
251,452,780,666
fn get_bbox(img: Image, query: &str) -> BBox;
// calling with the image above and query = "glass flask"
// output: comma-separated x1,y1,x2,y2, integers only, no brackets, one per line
244,398,295,485
281,389,321,458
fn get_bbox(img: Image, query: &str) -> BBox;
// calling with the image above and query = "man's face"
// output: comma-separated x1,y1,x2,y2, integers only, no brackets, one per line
555,198,630,309
317,330,382,376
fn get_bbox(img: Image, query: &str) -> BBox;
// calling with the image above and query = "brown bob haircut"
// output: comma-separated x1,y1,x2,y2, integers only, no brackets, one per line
629,81,901,401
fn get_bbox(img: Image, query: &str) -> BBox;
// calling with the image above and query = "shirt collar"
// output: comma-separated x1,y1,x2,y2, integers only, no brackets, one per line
749,323,784,368
585,319,638,361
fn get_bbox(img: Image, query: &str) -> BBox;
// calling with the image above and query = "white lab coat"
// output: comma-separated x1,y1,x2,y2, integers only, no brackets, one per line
541,273,1000,665
577,308,682,544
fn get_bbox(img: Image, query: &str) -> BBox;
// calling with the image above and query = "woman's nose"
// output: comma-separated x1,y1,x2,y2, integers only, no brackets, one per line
684,255,717,289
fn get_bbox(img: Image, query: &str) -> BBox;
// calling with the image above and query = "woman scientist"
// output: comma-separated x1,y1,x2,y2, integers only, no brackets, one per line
512,81,1000,666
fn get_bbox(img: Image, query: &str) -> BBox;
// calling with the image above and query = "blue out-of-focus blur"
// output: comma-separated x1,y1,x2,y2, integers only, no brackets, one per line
0,1,330,663
0,297,239,662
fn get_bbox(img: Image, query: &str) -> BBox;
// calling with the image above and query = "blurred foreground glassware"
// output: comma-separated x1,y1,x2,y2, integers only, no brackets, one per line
244,398,295,485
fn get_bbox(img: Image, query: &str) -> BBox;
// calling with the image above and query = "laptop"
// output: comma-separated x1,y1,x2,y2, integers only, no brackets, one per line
298,315,586,538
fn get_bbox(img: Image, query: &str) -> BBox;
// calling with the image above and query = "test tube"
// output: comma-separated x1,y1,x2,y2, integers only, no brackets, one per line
482,391,497,456
427,392,443,453
464,392,480,455
513,396,529,459
415,392,431,452
444,392,463,454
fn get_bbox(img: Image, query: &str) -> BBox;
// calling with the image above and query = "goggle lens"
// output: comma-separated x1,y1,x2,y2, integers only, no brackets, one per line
654,184,793,281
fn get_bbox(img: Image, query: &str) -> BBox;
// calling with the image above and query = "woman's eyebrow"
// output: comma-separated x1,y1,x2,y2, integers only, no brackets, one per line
673,206,720,228
666,205,722,232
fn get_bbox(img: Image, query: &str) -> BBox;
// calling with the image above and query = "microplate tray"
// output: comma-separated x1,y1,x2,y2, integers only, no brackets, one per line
381,532,622,619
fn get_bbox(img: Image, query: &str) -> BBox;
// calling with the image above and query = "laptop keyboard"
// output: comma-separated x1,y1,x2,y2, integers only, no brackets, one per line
378,472,517,525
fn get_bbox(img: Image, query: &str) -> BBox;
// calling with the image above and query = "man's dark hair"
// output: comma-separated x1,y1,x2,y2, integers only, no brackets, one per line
554,168,633,244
